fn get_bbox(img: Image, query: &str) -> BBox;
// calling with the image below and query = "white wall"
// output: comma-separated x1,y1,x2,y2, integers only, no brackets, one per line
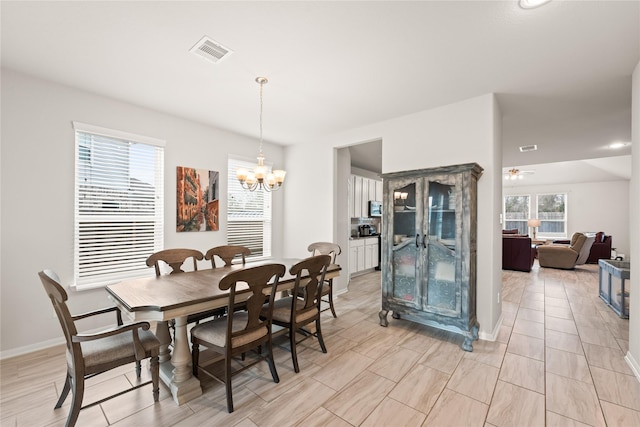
284,94,504,338
0,70,285,356
628,60,639,380
504,180,630,256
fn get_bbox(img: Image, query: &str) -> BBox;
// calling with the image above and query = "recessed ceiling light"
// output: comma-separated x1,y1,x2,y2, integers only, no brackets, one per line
519,0,552,9
519,145,538,152
608,142,631,149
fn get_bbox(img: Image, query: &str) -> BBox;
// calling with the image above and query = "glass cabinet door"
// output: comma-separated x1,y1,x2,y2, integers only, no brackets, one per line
390,179,422,306
423,175,461,317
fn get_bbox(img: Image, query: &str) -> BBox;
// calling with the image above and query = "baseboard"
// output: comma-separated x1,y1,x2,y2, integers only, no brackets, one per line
479,312,503,342
625,351,640,383
0,337,65,361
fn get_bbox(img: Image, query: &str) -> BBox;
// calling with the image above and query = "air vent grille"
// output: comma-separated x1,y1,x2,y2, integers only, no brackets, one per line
519,144,538,152
190,36,232,64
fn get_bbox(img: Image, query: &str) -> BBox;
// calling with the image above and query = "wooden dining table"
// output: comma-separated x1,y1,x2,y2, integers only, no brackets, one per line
106,258,341,405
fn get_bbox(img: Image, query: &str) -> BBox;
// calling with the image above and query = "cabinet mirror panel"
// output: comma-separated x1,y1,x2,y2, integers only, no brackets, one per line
425,179,460,316
391,182,418,304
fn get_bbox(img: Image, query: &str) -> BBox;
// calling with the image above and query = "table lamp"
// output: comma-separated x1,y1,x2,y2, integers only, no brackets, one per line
528,219,541,239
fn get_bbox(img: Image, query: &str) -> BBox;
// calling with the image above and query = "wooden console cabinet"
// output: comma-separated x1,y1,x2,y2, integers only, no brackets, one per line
379,163,482,351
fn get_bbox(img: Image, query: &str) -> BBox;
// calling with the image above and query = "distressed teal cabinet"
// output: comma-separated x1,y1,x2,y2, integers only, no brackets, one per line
379,163,482,351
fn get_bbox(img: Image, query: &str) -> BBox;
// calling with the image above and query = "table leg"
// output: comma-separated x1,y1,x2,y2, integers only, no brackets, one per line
164,316,202,405
155,321,171,364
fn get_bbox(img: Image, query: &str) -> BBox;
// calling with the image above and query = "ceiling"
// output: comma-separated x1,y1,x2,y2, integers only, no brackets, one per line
2,1,638,173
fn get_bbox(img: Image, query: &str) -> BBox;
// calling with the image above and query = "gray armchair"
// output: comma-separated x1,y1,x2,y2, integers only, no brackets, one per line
537,232,595,269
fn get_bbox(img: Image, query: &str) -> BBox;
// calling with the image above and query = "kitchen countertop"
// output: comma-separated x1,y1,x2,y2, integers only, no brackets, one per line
350,234,381,240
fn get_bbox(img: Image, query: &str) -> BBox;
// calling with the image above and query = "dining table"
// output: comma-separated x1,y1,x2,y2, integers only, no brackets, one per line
106,258,341,405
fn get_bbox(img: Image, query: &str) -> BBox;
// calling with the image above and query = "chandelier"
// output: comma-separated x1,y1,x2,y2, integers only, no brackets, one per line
236,77,286,192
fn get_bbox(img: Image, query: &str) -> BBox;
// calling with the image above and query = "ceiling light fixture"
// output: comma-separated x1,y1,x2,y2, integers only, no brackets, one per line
519,0,552,9
504,168,525,180
236,77,286,192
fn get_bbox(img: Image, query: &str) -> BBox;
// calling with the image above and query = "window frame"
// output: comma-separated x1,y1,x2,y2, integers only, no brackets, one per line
503,194,531,235
73,122,165,290
535,192,568,239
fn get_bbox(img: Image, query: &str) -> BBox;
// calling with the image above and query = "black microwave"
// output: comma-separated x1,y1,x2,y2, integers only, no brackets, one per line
369,201,382,217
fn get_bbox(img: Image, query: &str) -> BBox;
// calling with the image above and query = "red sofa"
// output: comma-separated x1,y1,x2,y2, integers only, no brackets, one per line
502,234,535,272
587,232,612,264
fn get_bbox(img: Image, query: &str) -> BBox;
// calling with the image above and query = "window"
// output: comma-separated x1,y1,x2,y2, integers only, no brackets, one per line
536,193,567,238
74,122,165,289
503,195,530,234
227,156,272,259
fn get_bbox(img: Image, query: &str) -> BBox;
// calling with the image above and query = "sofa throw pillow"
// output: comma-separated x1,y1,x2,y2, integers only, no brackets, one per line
595,232,604,243
502,229,518,234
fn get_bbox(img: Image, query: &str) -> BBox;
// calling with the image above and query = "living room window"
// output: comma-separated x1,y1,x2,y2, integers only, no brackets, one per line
227,156,272,259
503,195,530,234
536,193,567,238
73,122,165,290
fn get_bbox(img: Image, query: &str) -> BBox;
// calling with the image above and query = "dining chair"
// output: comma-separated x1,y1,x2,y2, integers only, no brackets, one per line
264,255,331,373
146,248,215,333
307,242,341,317
39,270,160,427
145,248,204,276
190,263,285,413
205,245,251,268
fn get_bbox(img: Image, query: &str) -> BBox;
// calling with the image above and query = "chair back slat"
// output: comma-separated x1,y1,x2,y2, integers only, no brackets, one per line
146,248,204,276
205,245,251,268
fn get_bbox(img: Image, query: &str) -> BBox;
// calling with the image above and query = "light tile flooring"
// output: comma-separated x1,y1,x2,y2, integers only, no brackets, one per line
2,262,640,426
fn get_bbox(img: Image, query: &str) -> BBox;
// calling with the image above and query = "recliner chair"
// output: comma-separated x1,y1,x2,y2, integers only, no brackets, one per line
537,232,595,269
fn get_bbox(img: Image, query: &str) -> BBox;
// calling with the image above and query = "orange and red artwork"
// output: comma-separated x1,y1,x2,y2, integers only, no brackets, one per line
176,166,219,232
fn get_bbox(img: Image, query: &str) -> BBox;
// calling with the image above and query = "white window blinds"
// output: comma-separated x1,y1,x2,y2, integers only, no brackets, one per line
227,156,272,259
73,122,165,289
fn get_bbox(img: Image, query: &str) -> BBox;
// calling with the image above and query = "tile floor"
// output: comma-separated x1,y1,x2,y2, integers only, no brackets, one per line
2,262,640,426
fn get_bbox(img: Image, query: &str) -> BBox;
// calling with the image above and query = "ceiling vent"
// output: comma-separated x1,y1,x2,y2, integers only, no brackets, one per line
519,144,538,152
190,36,232,64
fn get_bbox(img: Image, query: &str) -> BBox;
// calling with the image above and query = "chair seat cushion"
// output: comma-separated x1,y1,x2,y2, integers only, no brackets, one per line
191,312,268,348
80,329,159,369
266,297,318,324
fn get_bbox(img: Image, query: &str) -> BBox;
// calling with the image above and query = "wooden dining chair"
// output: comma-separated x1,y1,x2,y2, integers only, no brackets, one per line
263,255,331,373
39,270,160,427
307,242,341,317
145,248,204,276
190,263,285,413
146,248,215,332
205,245,251,268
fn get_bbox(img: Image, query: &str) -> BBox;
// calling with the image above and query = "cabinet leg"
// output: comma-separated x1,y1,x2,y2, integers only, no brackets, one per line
462,324,479,352
378,310,389,327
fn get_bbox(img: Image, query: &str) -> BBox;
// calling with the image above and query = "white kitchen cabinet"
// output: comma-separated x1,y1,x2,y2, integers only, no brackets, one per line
348,175,355,218
351,237,379,276
350,174,383,218
364,237,379,269
349,239,365,276
354,175,363,218
369,179,377,203
375,179,383,201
